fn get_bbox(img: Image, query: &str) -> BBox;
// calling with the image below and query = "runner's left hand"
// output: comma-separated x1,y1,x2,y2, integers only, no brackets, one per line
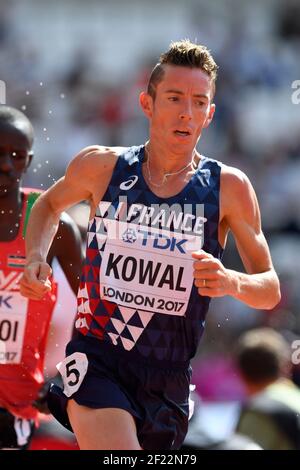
192,250,236,298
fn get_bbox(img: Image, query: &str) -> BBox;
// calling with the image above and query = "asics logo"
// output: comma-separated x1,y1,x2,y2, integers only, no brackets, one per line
119,175,138,190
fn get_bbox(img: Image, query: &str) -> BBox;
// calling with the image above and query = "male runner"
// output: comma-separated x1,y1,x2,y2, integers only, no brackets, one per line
0,106,83,449
20,40,280,450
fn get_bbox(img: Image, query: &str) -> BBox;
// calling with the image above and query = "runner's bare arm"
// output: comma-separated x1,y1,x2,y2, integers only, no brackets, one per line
20,146,118,299
193,166,281,309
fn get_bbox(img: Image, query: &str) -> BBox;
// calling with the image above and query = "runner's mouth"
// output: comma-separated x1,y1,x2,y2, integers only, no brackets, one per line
174,130,191,136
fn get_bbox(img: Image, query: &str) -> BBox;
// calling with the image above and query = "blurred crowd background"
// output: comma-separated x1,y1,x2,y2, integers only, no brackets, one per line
1,0,300,449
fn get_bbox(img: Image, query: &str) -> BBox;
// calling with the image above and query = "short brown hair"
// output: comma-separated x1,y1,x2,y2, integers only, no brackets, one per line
235,328,291,384
147,39,218,100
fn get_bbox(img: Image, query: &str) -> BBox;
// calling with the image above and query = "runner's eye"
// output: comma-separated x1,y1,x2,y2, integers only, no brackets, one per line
11,152,27,160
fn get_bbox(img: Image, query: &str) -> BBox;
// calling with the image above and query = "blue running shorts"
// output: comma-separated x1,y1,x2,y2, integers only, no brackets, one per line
48,334,191,450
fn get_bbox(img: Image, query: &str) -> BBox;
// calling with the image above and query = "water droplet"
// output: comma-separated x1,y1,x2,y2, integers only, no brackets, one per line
33,168,37,173
40,183,44,187
40,82,43,86
26,90,30,95
60,93,65,99
46,137,50,141
37,163,42,168
21,105,27,110
48,174,51,178
1,210,4,214
48,110,52,114
45,160,49,164
43,127,47,132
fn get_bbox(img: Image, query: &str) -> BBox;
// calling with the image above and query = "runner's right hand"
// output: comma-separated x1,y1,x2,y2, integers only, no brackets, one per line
20,261,52,300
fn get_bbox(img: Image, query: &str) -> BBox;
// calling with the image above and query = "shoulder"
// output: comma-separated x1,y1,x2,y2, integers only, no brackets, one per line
220,164,259,220
21,188,43,205
21,187,43,196
221,163,252,191
66,145,125,183
221,164,256,203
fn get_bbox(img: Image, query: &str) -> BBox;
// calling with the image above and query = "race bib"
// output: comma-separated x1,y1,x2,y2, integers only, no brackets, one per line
57,352,88,397
0,291,28,364
100,220,202,316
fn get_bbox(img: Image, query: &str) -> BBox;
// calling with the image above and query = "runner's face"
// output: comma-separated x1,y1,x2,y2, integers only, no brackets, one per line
0,122,32,197
147,65,215,154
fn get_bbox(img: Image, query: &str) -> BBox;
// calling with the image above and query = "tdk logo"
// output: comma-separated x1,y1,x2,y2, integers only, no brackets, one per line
138,229,187,253
122,228,137,243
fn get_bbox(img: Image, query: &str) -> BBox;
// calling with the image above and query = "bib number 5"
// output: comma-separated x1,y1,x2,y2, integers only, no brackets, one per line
56,352,88,397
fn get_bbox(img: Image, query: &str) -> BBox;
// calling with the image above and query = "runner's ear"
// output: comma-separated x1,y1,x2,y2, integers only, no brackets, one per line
25,151,34,170
139,92,153,119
